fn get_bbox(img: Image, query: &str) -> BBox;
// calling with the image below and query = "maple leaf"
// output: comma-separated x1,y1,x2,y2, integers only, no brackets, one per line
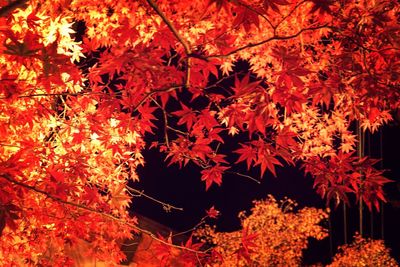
0,71,20,99
191,137,213,163
0,203,20,236
3,31,42,59
206,0,232,14
206,206,220,219
277,65,312,89
138,103,158,134
172,103,197,130
110,184,132,209
309,0,334,15
232,74,261,96
361,167,392,211
189,57,220,100
237,227,258,263
153,233,174,266
255,150,282,177
195,109,220,130
271,46,301,67
251,141,283,177
201,164,229,190
276,127,298,150
263,0,290,13
178,236,205,264
232,6,260,32
234,143,257,170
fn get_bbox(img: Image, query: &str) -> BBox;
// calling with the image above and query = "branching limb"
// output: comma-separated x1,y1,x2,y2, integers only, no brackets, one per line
132,84,183,112
145,0,191,55
144,0,192,88
207,24,331,59
0,174,205,255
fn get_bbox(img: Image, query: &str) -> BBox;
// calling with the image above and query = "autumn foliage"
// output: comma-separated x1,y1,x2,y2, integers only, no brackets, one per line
328,234,398,267
0,0,399,265
196,196,329,266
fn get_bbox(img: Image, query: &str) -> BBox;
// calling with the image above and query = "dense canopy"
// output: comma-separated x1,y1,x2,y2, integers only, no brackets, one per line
0,0,399,265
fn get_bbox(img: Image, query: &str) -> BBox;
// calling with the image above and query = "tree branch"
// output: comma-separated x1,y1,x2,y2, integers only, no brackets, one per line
225,171,261,184
0,0,28,17
132,84,183,112
144,0,191,55
0,174,205,255
207,24,331,59
126,185,183,212
144,0,192,88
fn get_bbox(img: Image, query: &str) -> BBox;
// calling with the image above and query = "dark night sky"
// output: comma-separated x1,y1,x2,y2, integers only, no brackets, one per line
132,119,400,264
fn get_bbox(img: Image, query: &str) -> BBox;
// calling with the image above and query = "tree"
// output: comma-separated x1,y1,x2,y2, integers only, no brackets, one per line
0,0,399,265
328,234,398,267
196,196,329,266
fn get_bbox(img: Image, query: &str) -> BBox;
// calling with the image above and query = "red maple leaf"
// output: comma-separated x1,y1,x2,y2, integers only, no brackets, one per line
206,206,220,219
201,164,229,190
234,143,257,170
309,0,334,15
237,227,258,263
232,6,260,32
172,103,197,130
206,0,232,14
263,0,290,13
231,74,261,96
255,150,282,177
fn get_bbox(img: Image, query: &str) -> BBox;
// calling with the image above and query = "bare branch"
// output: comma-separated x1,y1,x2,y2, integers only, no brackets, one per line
126,185,183,212
225,171,261,184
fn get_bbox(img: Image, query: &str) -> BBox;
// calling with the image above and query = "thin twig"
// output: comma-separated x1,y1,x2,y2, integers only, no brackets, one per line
132,85,183,112
172,216,207,237
126,185,183,212
226,171,261,184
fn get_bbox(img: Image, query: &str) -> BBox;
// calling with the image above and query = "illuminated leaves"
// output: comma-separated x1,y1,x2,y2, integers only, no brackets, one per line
237,227,258,263
0,202,20,236
201,164,229,190
235,140,283,177
206,205,220,219
309,0,335,15
235,143,257,170
110,183,131,210
0,0,398,264
263,0,290,13
232,6,260,32
328,234,398,267
197,196,328,266
172,103,197,130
